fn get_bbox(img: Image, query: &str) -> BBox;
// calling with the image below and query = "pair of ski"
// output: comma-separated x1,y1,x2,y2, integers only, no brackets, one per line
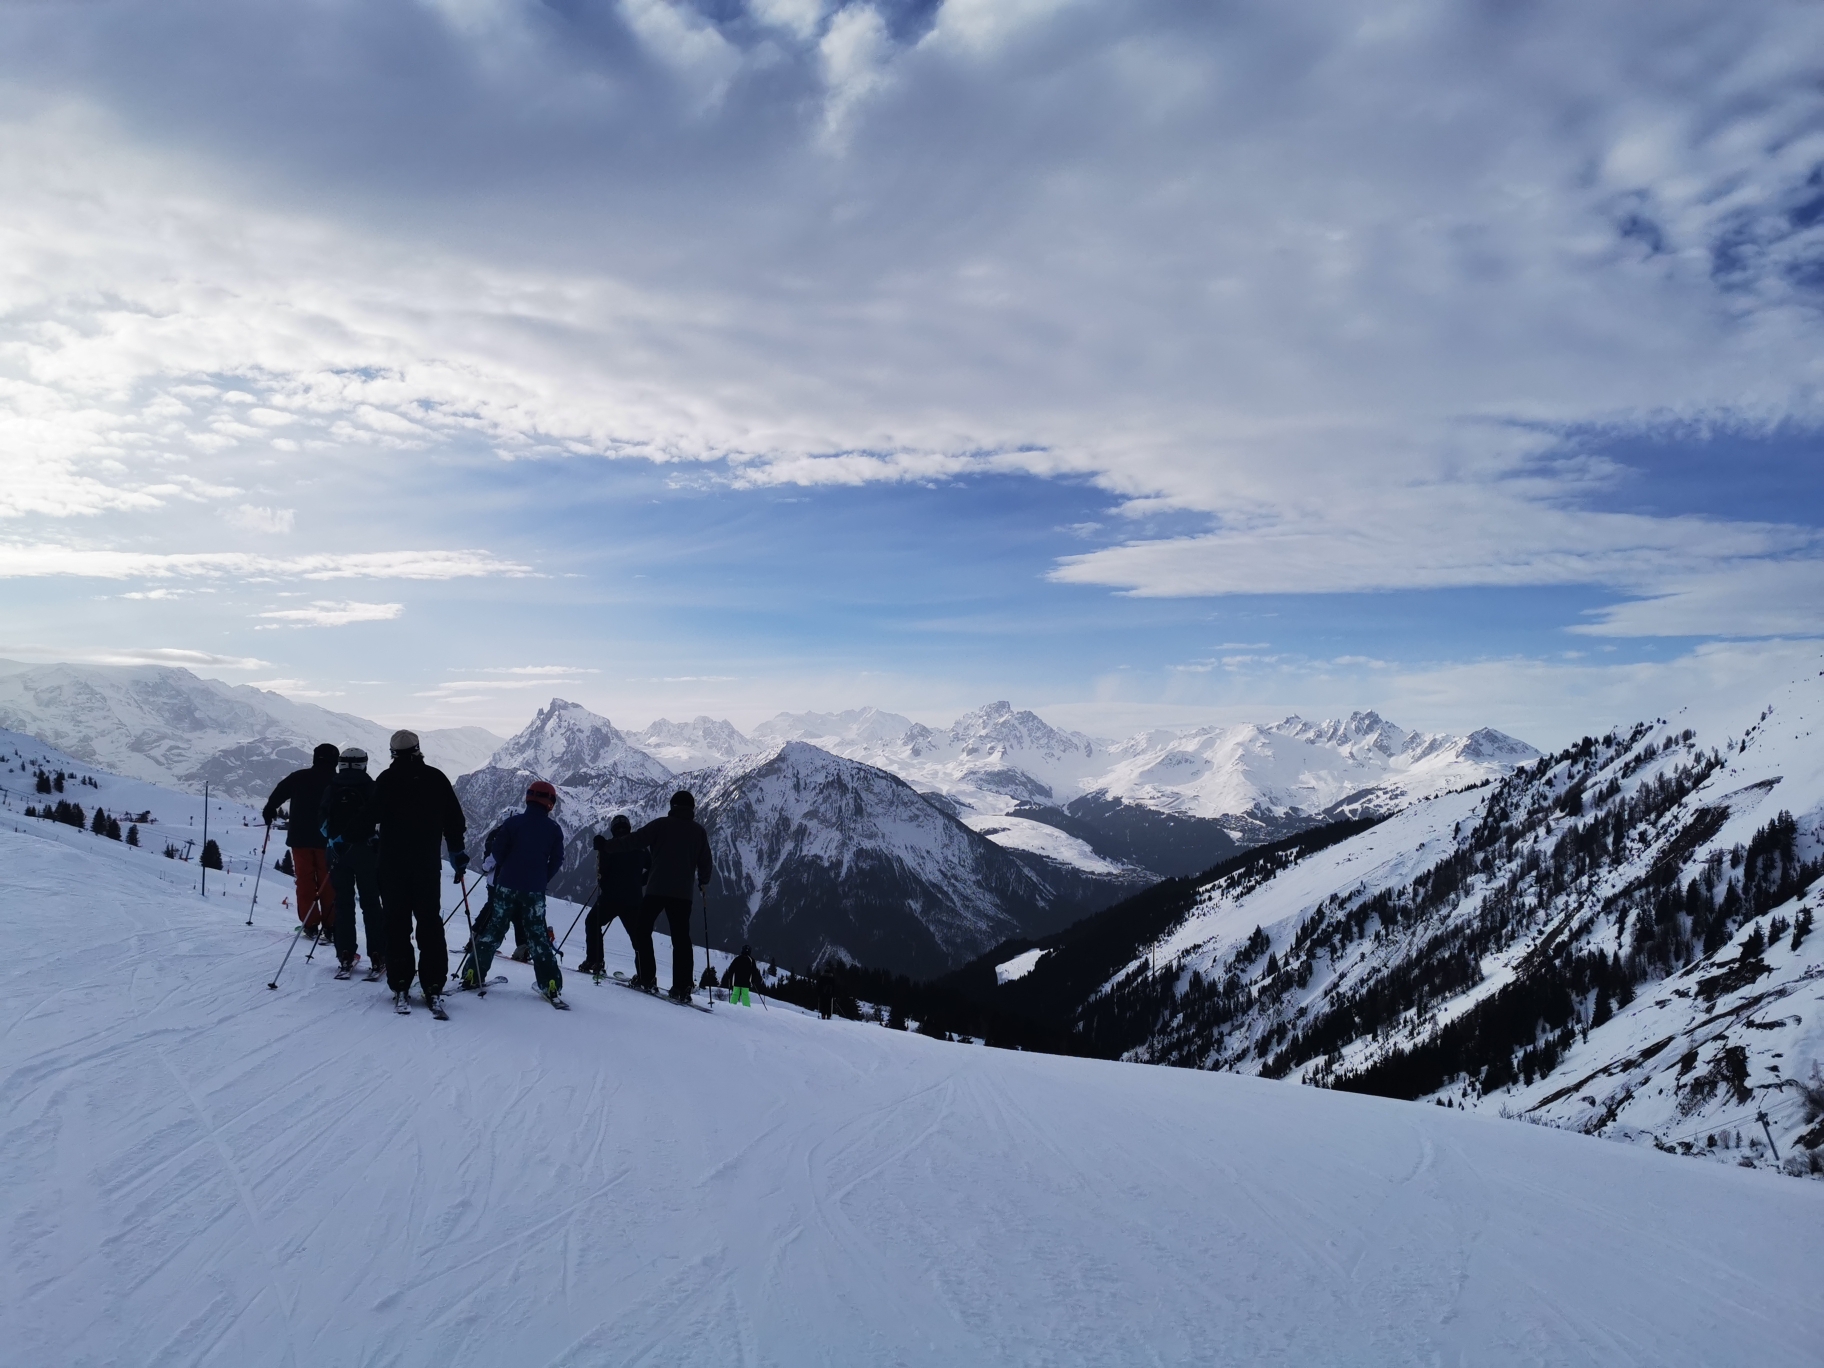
605,970,712,1014
457,971,570,1011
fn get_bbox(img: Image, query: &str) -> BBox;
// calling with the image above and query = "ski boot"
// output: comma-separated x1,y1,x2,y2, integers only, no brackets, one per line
393,990,411,1015
426,992,449,1021
334,959,355,980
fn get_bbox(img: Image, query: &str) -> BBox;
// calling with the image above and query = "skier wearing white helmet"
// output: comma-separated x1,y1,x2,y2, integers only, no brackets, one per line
373,730,468,1017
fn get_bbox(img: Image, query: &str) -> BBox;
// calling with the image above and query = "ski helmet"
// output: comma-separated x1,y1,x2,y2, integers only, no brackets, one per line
610,814,632,836
389,729,420,755
669,789,696,816
338,747,368,772
526,780,558,810
312,742,340,766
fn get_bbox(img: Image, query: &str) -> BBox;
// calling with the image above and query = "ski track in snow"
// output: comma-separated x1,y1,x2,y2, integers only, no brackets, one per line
2,817,1821,1366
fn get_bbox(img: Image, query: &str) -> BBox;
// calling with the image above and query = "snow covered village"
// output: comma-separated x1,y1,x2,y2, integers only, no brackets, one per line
4,2,1824,1365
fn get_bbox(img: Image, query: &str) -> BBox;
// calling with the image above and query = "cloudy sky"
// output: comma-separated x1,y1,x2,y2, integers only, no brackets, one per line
2,0,1822,746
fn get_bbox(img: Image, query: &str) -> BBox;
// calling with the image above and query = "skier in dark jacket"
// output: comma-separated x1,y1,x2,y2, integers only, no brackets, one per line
459,780,568,1005
577,814,650,979
815,965,838,1020
626,790,714,1002
318,746,383,980
262,742,341,938
373,730,468,1016
721,945,761,1006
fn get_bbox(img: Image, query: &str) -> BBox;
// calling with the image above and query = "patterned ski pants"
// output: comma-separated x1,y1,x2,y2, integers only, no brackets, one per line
462,887,561,996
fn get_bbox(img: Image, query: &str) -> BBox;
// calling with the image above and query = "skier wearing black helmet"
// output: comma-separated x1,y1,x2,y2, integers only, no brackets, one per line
261,741,342,940
458,779,568,1007
577,813,650,980
626,790,714,1002
319,746,384,980
373,730,468,1017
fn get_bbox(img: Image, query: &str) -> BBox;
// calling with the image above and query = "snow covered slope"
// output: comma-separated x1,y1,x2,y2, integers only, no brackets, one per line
0,661,500,802
3,813,1820,1366
0,726,270,876
1000,657,1824,1174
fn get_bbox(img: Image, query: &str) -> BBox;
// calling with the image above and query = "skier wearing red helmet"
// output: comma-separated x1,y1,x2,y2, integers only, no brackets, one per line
458,778,570,1006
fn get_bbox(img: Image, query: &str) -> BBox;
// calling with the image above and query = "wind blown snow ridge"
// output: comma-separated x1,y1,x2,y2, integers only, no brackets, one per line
1,800,1818,1365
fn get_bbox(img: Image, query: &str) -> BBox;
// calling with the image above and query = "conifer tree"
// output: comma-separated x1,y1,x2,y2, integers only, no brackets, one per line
91,807,108,835
106,817,122,841
126,824,140,847
200,838,223,871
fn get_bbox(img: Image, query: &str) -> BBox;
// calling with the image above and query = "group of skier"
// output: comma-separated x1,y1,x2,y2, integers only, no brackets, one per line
261,731,719,1017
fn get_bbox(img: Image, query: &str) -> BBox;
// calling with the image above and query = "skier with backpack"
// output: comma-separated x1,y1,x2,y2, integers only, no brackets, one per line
625,790,714,1003
261,742,341,939
575,814,650,981
373,730,468,1018
458,779,569,1007
722,945,761,1006
319,746,384,981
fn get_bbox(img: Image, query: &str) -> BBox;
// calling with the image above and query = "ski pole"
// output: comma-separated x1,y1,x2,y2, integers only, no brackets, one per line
247,823,272,926
268,924,305,990
557,899,589,957
700,883,711,983
302,875,329,962
455,872,485,994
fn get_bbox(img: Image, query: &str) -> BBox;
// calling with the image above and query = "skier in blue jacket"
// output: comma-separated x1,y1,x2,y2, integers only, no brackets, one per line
458,780,569,1006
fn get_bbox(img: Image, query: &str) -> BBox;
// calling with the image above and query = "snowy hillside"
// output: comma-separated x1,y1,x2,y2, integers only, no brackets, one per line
3,808,1819,1366
985,660,1824,1175
0,660,500,802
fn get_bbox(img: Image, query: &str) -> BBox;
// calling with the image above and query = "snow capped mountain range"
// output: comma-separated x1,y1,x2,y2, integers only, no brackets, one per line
0,661,501,803
970,656,1824,1175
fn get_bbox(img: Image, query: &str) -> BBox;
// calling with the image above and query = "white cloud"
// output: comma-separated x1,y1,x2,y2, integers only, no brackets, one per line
0,545,531,581
485,665,601,675
225,505,296,535
0,2,1821,645
0,644,270,669
255,600,404,628
1570,560,1824,638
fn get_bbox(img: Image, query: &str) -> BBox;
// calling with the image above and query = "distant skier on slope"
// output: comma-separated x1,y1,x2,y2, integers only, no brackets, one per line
318,746,384,981
626,790,714,1003
261,742,341,940
459,780,568,1007
576,814,649,980
722,945,761,1006
373,730,468,1017
815,965,837,1020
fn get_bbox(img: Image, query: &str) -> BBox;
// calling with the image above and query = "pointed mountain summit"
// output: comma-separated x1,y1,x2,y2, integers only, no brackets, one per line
457,700,673,846
489,699,672,786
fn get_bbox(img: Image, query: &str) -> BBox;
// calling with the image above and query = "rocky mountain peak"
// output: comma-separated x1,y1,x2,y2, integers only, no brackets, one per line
491,698,672,785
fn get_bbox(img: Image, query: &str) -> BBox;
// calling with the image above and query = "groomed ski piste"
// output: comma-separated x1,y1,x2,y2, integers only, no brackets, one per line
3,758,1822,1365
